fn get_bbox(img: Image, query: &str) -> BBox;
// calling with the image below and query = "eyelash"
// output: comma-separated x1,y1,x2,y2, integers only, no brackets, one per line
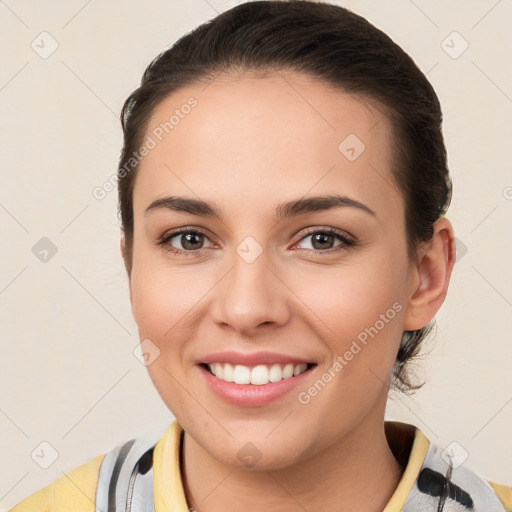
156,226,356,256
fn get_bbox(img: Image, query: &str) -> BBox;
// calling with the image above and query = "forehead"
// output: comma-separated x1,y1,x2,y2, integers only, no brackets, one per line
133,70,403,223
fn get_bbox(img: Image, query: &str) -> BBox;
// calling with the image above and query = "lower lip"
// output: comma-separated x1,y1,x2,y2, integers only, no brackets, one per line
198,364,316,407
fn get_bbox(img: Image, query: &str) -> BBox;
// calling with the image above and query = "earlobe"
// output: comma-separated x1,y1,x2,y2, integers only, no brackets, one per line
403,218,456,331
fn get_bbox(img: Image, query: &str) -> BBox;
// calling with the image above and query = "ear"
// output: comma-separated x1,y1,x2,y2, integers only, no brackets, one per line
120,233,133,308
402,218,456,331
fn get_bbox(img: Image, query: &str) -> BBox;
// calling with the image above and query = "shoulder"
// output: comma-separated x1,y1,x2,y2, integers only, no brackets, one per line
8,453,105,512
487,481,512,512
408,439,512,511
8,428,168,512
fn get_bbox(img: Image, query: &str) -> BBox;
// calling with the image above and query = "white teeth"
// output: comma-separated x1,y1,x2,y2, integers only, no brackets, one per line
283,363,294,379
233,365,251,384
206,362,310,385
294,363,307,376
214,363,223,379
268,364,282,382
222,363,234,382
250,365,269,385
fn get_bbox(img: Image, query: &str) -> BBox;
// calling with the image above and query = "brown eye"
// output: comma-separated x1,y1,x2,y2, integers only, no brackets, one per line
157,228,215,255
310,232,336,250
295,228,355,253
175,232,204,251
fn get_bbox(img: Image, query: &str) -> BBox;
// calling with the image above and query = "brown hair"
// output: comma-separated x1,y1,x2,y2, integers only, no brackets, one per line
117,0,452,394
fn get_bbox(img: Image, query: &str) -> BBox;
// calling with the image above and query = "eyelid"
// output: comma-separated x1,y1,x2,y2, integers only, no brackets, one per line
291,226,355,252
156,226,217,254
157,225,356,255
294,226,355,244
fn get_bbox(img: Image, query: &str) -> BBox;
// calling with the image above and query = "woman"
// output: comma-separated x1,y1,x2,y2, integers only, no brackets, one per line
9,1,512,511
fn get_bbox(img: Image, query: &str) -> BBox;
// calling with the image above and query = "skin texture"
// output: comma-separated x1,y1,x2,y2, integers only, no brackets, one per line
121,70,456,511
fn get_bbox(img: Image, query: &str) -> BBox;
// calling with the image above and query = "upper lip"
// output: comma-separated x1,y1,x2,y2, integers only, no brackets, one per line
199,351,315,366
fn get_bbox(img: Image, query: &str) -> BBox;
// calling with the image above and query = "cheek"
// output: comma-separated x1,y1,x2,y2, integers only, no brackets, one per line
294,253,406,337
129,266,201,410
291,253,407,397
129,259,220,389
130,257,208,337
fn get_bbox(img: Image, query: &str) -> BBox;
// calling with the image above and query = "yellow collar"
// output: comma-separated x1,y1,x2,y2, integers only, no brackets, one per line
153,420,189,512
153,419,430,512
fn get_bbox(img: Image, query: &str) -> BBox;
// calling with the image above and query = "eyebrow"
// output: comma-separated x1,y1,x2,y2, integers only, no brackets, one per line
144,194,376,222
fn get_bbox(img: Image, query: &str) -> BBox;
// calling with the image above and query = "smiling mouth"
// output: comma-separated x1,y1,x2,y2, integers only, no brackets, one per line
200,362,317,385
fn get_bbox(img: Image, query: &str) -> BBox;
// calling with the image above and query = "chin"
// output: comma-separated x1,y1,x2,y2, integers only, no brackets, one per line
198,430,307,472
217,447,303,472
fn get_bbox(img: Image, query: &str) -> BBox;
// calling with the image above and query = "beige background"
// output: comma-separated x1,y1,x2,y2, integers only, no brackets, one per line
1,0,511,508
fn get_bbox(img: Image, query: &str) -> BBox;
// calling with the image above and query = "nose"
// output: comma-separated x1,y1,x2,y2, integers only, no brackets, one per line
210,244,291,336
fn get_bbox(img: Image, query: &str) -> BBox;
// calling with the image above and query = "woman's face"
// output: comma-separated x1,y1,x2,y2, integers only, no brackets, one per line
127,71,420,469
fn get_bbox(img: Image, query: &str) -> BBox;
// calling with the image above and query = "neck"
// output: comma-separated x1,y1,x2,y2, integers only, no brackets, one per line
181,398,404,512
